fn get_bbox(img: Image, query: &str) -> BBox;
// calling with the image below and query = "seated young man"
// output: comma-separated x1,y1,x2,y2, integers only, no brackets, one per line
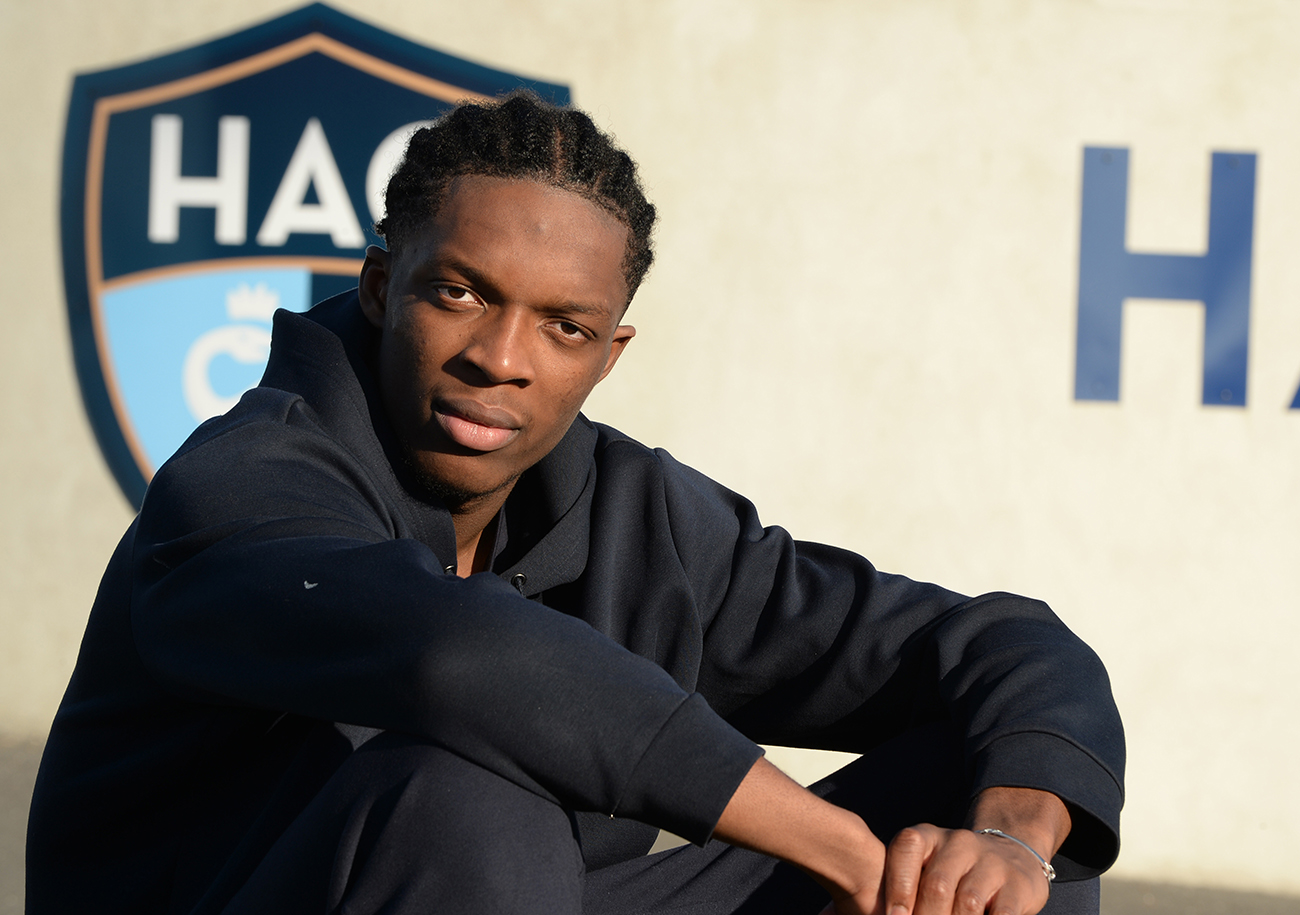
27,92,1123,915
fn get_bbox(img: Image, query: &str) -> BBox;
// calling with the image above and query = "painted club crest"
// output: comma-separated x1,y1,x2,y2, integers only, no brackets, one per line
62,3,569,506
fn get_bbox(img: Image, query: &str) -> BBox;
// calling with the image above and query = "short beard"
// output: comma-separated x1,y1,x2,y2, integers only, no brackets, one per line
398,445,520,513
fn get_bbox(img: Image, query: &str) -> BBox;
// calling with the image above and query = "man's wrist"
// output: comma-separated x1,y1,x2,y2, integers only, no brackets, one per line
966,785,1072,864
794,804,882,900
976,828,1057,883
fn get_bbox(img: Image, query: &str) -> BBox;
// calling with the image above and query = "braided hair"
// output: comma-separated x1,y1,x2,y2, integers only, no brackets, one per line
376,91,656,301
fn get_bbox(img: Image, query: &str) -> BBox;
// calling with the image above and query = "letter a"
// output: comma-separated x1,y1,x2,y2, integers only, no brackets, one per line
256,118,365,248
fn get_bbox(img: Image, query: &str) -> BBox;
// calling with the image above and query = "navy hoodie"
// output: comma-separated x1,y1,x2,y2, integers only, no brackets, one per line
27,291,1124,912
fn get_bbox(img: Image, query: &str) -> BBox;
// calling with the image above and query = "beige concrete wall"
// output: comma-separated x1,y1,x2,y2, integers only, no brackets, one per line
3,0,1298,896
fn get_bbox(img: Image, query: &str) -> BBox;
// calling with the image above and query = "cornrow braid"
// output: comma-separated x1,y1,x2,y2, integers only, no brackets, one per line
376,91,656,301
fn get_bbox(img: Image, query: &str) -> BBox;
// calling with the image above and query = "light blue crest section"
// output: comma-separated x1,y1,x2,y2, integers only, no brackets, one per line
100,267,312,473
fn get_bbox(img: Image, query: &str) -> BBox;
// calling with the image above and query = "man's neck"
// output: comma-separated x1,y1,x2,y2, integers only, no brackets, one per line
450,487,513,577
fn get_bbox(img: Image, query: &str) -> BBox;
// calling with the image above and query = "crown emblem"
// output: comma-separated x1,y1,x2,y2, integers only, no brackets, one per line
225,282,281,322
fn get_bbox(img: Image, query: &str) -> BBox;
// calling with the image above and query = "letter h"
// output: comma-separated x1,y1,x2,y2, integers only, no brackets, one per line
1074,147,1256,406
148,114,250,246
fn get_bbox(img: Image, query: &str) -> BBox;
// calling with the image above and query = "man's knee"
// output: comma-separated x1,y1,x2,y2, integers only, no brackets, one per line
334,732,582,865
227,732,583,915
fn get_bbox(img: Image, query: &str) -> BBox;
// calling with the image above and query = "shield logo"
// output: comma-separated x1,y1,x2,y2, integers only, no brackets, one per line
61,3,569,506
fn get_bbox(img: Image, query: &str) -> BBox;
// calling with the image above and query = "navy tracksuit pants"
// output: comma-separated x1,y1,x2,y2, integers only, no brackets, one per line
215,723,1100,915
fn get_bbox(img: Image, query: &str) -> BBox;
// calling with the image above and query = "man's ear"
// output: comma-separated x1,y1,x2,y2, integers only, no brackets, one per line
358,245,392,329
597,324,636,383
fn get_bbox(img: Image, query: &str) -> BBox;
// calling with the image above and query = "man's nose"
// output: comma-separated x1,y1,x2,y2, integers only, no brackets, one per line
460,307,534,385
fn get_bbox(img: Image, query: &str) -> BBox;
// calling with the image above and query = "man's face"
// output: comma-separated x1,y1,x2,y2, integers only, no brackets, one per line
359,174,634,507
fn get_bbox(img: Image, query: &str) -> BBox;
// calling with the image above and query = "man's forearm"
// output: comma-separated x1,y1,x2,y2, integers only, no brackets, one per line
713,757,885,905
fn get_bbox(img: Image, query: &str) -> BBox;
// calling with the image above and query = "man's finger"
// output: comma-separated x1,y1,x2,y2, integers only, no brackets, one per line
882,825,940,915
911,830,993,915
945,863,1005,915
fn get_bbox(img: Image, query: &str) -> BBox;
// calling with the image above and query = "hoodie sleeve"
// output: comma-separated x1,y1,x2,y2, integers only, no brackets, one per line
129,398,759,845
648,448,1125,879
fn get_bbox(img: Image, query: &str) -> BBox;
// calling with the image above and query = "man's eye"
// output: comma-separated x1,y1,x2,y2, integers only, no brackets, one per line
556,321,587,339
435,285,476,304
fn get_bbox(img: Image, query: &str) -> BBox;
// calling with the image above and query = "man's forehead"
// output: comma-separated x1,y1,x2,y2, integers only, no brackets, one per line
396,175,631,311
433,174,627,235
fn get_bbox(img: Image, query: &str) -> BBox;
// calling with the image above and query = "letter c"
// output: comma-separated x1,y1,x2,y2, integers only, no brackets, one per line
182,324,271,422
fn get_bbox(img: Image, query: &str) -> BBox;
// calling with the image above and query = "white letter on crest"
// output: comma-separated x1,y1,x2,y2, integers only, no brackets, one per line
148,114,250,245
256,118,365,248
182,325,271,422
365,120,436,224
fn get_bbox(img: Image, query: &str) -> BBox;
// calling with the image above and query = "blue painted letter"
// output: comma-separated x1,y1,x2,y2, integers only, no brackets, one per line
1075,147,1256,406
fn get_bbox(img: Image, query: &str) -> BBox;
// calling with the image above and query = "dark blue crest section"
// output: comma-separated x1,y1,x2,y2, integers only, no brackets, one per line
62,3,569,507
98,54,468,277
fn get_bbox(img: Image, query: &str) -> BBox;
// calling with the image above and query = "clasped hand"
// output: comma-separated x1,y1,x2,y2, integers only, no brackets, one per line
714,760,1066,915
818,823,1053,915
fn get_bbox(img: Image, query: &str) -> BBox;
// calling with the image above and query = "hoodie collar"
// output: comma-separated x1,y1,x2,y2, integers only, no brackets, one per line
265,289,597,595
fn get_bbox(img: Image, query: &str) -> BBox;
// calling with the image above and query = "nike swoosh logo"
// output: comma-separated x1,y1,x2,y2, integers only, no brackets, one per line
303,581,318,589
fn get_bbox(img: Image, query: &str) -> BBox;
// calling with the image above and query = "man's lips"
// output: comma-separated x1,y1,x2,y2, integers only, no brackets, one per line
432,399,521,452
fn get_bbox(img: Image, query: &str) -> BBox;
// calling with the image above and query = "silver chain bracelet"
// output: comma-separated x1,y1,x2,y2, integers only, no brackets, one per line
975,828,1057,884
